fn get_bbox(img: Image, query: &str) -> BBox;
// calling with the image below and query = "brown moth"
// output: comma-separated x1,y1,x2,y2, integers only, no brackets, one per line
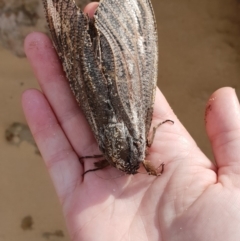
42,0,170,176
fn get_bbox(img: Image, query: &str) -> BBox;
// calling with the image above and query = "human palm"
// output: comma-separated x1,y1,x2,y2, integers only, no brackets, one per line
21,3,240,241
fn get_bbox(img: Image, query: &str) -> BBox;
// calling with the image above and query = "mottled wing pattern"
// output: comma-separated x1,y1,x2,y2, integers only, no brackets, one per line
42,0,111,138
94,0,158,140
42,0,84,104
42,0,158,171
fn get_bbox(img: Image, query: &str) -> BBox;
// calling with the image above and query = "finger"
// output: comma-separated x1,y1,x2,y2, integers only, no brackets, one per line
22,89,83,202
152,88,197,146
24,3,100,157
205,87,240,182
150,88,214,169
24,32,96,157
84,2,99,17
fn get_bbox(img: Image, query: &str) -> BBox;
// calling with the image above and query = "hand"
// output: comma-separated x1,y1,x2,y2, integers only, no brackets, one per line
22,2,240,241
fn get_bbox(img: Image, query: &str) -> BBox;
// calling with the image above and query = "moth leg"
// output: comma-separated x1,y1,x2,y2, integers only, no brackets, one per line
147,120,174,147
82,159,109,176
79,155,104,165
79,154,104,160
143,161,165,176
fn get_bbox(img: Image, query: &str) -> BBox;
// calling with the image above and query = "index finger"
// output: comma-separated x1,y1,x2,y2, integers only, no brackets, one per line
24,3,100,157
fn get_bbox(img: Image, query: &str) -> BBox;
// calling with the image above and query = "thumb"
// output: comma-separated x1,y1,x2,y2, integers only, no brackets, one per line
205,87,240,187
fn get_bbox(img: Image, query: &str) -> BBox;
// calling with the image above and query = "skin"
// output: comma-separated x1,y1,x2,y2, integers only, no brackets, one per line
22,2,240,241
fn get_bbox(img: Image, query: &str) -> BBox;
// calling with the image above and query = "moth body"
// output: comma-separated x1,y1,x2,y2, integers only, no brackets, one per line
43,0,159,175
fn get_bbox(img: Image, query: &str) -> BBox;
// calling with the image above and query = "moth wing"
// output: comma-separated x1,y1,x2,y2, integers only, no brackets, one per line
43,0,158,148
43,0,82,103
94,0,158,139
42,0,101,135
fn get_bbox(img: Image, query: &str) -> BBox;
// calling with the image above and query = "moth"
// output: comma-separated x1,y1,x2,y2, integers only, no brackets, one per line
42,0,172,176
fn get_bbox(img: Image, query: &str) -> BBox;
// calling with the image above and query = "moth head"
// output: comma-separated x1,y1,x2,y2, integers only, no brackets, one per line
99,123,142,174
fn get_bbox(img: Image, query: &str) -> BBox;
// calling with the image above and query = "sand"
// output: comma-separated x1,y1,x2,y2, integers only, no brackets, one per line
1,0,240,240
